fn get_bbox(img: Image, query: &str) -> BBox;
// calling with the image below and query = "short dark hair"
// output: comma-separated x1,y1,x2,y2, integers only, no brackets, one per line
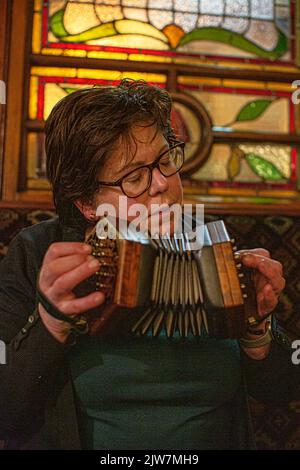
45,79,175,226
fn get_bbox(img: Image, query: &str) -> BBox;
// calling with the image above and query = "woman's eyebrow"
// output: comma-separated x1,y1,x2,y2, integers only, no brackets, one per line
117,143,169,175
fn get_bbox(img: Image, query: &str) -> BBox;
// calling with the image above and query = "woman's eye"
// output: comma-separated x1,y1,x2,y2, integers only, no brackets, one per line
160,156,172,166
125,172,143,183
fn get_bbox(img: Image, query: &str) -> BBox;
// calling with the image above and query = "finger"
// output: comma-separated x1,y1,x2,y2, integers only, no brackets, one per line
238,248,270,259
253,260,285,294
44,242,91,264
241,254,283,283
40,254,94,287
58,291,105,315
257,284,278,316
51,257,100,297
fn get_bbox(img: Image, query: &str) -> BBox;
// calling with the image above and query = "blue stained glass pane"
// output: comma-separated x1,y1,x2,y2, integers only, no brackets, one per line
200,0,224,15
174,0,199,13
275,6,291,36
225,0,249,18
251,0,274,19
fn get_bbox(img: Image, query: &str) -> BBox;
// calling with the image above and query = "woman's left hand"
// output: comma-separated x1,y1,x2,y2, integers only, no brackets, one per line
238,248,285,319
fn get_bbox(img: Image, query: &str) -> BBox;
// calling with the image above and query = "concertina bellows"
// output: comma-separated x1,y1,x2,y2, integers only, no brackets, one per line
76,219,259,339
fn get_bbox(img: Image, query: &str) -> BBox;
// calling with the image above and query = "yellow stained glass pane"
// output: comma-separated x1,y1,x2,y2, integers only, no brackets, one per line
87,34,168,50
63,49,87,57
222,79,268,90
32,12,42,54
64,2,101,35
128,54,172,63
211,60,262,71
178,77,222,87
123,7,148,23
40,48,64,55
44,83,67,120
29,76,38,120
77,69,166,83
31,66,78,77
115,19,168,43
87,51,128,60
34,0,42,10
266,82,295,92
193,145,231,182
49,0,67,17
31,66,166,82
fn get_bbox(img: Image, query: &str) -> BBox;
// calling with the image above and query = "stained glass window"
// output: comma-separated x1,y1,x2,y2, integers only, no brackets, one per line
28,66,166,120
192,143,296,187
178,77,293,134
32,0,295,65
176,77,297,190
27,68,167,187
24,1,299,201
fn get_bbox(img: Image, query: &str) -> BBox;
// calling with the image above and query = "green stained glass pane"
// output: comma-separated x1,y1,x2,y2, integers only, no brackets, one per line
235,100,274,123
245,154,284,180
239,144,291,179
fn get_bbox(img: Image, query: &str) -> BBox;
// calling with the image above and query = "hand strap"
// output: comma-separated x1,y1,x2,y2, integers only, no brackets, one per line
239,320,273,348
36,288,89,335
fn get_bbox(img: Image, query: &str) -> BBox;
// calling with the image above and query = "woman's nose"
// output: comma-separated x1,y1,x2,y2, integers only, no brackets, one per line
148,167,169,196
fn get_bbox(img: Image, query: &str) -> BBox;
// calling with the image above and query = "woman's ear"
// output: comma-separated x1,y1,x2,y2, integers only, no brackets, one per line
74,200,96,222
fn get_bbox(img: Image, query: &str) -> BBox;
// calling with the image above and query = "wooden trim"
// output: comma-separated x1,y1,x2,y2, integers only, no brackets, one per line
183,184,300,199
213,131,300,145
19,0,34,191
26,119,44,131
0,199,54,209
16,189,53,204
167,68,177,92
30,54,300,84
2,197,300,216
2,0,32,201
0,0,12,196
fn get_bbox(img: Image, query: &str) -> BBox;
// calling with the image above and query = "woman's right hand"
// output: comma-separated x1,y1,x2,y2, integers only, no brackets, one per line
38,242,105,343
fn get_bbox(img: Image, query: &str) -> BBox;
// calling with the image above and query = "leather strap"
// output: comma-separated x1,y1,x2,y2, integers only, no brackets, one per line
36,288,88,335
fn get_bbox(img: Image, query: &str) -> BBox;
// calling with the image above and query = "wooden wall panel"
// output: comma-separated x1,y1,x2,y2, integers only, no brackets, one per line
0,0,12,196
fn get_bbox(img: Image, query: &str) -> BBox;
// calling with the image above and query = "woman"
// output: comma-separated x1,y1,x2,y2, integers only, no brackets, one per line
0,79,297,450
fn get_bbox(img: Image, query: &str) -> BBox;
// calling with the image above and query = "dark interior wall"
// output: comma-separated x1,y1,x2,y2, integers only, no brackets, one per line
0,1,10,192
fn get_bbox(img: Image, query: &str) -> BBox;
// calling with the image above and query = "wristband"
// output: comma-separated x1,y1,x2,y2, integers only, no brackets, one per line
36,288,89,335
239,320,273,348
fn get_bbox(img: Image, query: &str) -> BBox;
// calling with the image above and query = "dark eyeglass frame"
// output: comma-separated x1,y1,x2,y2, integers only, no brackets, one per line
96,140,185,198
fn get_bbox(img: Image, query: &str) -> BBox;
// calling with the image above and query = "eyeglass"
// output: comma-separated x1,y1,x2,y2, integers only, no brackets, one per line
97,140,185,198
